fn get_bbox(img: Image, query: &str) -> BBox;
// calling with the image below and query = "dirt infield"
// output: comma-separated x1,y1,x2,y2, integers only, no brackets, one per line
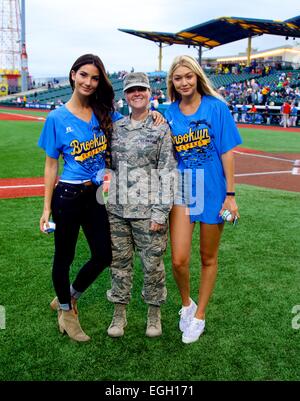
0,148,299,199
0,177,44,199
234,149,300,192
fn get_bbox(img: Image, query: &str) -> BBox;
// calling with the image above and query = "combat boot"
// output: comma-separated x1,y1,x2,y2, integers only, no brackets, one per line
107,303,127,337
146,305,162,337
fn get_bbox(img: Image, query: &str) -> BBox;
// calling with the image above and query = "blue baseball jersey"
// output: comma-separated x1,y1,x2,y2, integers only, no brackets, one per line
165,95,242,224
38,105,123,186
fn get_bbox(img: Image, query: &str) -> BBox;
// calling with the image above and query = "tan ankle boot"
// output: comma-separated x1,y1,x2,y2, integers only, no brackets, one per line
146,305,162,337
50,296,78,315
58,310,90,342
107,304,127,337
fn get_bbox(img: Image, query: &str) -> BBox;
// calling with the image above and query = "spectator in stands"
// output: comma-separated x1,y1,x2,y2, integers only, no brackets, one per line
38,54,164,343
150,95,159,110
290,103,298,127
282,100,291,128
241,102,248,123
116,97,124,113
248,104,257,123
295,87,300,104
263,105,271,125
106,72,176,339
165,55,242,344
232,102,239,123
261,86,270,105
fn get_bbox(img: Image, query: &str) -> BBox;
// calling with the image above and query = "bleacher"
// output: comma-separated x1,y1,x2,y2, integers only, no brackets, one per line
26,86,72,104
0,75,169,109
110,77,124,101
1,69,299,121
208,72,261,88
0,84,72,109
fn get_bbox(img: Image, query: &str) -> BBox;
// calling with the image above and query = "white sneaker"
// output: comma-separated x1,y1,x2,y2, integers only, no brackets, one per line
178,299,197,332
182,317,205,344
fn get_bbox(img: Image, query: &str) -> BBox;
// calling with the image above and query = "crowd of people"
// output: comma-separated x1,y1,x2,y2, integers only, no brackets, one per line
205,60,274,76
228,100,298,127
114,64,300,127
218,72,300,106
208,66,299,127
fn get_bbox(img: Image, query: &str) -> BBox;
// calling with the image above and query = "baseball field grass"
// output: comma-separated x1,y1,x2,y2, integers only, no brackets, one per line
0,114,299,381
0,185,299,381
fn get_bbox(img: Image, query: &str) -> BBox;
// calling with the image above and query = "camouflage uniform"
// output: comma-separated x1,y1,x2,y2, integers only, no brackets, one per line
106,114,177,306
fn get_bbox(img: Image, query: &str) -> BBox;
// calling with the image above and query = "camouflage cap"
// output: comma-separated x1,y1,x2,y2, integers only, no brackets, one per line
123,72,150,92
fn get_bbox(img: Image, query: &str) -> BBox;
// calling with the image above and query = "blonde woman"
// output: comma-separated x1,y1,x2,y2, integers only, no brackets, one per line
165,55,242,344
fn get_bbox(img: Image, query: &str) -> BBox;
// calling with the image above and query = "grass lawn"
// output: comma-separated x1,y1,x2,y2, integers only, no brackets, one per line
0,117,299,381
0,120,48,178
0,184,299,381
0,107,49,117
239,127,300,153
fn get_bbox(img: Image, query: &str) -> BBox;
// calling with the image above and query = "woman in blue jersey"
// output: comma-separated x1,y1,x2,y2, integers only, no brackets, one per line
38,54,124,342
165,55,242,344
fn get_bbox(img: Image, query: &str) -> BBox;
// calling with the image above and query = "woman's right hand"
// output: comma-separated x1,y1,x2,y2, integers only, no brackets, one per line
40,210,51,233
40,155,59,233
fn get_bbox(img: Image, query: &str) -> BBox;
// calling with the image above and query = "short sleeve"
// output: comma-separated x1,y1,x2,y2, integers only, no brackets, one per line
214,101,242,155
165,107,172,124
111,111,124,123
38,114,60,159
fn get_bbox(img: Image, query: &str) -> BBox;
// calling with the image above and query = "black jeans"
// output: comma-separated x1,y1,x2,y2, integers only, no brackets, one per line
51,182,112,307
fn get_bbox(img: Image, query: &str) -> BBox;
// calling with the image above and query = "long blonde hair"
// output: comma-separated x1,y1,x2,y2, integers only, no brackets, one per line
167,55,224,102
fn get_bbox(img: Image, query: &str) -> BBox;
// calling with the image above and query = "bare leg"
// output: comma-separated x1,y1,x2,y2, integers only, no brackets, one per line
170,206,195,306
195,222,224,320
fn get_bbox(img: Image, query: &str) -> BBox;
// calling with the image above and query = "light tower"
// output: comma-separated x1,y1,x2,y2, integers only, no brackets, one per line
0,0,26,94
0,0,21,70
20,0,27,91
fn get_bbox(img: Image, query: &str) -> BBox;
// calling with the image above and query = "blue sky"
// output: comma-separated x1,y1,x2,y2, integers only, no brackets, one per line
26,0,300,78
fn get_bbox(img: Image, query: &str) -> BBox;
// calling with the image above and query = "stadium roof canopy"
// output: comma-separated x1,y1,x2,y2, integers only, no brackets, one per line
119,15,300,50
119,15,300,70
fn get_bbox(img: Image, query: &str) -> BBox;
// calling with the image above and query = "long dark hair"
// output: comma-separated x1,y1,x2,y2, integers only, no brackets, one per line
69,54,115,166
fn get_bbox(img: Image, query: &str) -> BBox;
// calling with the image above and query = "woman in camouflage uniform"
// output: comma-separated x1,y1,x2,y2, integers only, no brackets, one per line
106,72,177,338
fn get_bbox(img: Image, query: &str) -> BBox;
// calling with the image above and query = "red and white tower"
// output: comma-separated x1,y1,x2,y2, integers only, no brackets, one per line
0,0,21,71
20,0,27,90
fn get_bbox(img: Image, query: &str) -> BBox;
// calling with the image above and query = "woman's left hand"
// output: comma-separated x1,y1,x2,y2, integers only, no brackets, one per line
219,196,240,221
151,110,166,126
